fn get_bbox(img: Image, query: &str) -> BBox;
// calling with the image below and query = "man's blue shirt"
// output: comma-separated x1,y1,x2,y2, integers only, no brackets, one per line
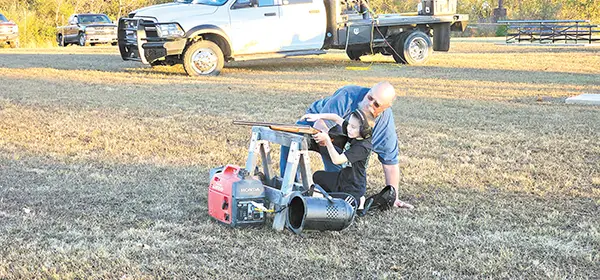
306,85,399,165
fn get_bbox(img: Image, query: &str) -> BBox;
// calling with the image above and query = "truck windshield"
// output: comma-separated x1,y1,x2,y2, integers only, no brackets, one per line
79,15,112,24
0,14,8,22
175,0,228,6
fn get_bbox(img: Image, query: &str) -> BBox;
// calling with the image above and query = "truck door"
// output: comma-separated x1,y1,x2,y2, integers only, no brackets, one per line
278,0,326,51
229,0,281,54
67,15,80,41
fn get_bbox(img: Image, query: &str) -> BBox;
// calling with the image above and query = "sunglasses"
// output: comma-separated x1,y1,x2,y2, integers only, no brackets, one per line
367,94,381,108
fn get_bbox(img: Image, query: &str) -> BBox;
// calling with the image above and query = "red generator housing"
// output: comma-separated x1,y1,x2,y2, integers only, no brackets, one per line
208,164,266,227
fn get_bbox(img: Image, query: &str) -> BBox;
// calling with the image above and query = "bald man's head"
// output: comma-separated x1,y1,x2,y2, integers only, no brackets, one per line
360,81,397,117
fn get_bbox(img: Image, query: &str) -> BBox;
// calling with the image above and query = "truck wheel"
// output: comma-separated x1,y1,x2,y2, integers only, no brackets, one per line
57,34,66,47
183,40,224,76
78,33,87,46
346,49,363,61
433,23,451,51
393,31,432,65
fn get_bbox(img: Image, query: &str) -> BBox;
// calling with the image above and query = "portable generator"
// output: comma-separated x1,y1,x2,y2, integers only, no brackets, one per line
208,164,266,227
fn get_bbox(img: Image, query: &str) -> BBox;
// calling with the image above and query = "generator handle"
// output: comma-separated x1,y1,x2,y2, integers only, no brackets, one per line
311,184,334,203
222,164,240,176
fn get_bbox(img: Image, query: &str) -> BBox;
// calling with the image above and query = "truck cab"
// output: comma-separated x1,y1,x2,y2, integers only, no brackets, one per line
119,0,467,76
0,13,19,48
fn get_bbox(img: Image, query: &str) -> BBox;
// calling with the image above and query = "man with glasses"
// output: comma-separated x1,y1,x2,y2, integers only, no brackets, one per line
280,81,413,209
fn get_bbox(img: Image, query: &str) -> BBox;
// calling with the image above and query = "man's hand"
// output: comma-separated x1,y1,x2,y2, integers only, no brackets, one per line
301,114,321,122
394,199,414,209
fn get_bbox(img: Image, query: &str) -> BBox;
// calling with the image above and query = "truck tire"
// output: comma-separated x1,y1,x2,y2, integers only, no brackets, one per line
183,40,224,76
57,34,66,47
433,23,451,51
78,33,87,46
392,31,432,65
346,48,363,61
9,39,19,48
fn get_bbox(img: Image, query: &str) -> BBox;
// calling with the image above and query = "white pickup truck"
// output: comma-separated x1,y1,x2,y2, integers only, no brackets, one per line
118,0,467,76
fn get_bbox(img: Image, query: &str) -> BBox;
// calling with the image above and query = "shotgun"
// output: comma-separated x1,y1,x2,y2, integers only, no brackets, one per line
233,120,321,135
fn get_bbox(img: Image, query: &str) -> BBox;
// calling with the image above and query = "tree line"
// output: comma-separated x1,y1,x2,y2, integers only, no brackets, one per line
1,0,599,47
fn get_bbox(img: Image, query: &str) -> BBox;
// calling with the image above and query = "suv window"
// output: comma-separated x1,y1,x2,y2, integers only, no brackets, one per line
232,0,275,8
0,14,8,22
79,14,111,24
178,0,228,5
258,0,275,6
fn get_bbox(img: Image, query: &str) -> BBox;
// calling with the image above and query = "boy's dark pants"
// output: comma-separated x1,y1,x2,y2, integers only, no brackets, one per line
313,171,341,193
313,171,362,202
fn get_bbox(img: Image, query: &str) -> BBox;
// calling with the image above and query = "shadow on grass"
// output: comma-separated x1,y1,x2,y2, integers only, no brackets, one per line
1,52,599,88
450,45,600,54
397,66,599,86
0,53,138,72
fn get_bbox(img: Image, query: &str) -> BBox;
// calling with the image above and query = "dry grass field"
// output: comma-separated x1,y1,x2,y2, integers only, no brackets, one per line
0,38,599,278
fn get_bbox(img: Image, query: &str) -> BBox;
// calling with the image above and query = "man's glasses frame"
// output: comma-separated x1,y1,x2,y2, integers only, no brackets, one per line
367,94,381,108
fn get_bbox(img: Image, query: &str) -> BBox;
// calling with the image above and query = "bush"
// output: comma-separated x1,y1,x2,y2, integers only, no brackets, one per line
495,24,508,36
454,23,504,37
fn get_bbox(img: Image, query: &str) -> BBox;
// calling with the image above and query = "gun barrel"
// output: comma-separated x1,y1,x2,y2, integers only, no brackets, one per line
233,120,290,127
233,120,313,129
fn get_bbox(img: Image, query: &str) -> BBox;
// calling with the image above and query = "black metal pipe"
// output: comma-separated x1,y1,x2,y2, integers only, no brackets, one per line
323,0,339,48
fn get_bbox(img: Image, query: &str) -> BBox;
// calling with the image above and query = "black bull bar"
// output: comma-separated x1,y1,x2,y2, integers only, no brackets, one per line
117,17,186,64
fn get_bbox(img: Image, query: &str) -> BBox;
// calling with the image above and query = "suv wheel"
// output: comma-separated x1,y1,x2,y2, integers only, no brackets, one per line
57,34,66,47
78,33,86,46
183,40,224,76
9,39,19,48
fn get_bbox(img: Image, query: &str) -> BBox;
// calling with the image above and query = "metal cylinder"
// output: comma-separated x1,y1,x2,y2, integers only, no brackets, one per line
287,192,355,234
323,0,338,48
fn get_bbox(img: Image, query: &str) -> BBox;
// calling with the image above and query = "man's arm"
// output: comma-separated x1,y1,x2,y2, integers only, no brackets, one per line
307,86,362,116
382,163,400,190
382,163,413,209
301,113,344,126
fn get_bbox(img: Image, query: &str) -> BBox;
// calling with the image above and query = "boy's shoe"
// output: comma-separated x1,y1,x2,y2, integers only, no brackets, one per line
357,196,366,210
356,197,374,217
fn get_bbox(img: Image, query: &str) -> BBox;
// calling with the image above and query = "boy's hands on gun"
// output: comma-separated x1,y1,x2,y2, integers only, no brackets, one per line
301,114,330,146
313,132,331,146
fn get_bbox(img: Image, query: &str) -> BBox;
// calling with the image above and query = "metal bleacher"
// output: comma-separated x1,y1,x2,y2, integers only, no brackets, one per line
499,19,600,44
